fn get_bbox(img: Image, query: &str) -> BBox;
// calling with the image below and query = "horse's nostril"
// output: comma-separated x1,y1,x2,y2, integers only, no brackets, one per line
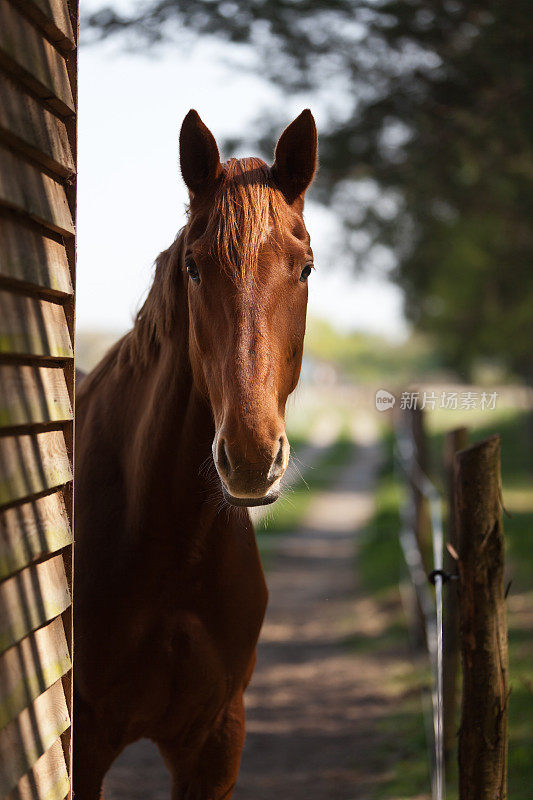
218,438,231,477
274,437,284,469
269,436,286,481
216,431,287,490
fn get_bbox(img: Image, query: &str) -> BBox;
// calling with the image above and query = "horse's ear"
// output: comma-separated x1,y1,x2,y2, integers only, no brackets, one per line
180,110,222,196
272,110,317,204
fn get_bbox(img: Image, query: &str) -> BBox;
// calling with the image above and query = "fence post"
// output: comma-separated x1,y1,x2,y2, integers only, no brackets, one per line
455,435,509,800
442,427,468,765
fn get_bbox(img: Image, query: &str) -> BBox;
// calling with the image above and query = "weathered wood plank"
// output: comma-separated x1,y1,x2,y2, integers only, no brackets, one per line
0,365,72,428
0,218,72,295
0,430,72,509
0,616,71,729
0,555,71,654
0,291,73,359
0,149,74,235
0,3,75,115
0,78,74,177
0,490,72,581
5,737,69,800
0,679,70,795
13,0,75,52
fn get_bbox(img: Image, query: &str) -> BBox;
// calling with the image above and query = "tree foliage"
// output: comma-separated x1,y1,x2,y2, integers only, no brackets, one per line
85,1,533,380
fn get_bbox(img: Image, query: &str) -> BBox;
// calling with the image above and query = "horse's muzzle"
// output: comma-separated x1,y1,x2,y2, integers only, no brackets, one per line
221,485,281,507
212,428,289,506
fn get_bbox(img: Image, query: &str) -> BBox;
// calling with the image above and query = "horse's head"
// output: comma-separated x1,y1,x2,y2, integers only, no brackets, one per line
179,109,317,507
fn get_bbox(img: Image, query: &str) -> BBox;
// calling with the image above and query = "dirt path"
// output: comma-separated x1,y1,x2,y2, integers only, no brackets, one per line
234,434,384,800
105,429,395,800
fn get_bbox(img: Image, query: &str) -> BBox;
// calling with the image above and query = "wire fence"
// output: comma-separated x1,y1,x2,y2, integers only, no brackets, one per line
394,418,447,800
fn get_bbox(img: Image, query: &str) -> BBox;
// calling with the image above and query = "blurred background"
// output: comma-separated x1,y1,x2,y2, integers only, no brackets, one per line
77,2,532,798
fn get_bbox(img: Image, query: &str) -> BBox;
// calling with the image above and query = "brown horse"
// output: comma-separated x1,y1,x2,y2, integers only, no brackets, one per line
74,109,317,799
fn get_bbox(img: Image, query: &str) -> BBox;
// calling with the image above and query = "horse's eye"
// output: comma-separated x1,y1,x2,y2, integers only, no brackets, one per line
299,264,313,282
186,259,200,284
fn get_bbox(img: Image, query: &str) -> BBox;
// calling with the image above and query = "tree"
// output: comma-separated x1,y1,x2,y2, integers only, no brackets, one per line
84,1,533,381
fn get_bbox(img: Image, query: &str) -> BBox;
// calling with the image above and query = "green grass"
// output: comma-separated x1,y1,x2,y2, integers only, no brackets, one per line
358,448,403,598
490,414,533,799
356,409,533,799
374,701,433,800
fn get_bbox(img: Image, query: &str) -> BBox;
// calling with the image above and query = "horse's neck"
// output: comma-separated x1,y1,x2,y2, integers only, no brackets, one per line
132,351,213,495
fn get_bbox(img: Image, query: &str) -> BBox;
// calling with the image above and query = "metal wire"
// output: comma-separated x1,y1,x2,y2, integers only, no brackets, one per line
395,424,446,800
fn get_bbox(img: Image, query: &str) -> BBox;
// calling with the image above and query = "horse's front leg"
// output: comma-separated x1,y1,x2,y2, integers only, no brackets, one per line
158,693,246,800
73,695,123,800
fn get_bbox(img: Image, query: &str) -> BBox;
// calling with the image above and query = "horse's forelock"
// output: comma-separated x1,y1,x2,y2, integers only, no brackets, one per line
207,157,287,284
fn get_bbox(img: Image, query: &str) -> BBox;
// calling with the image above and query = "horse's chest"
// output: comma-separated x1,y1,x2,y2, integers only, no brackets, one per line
106,605,244,739
80,530,266,742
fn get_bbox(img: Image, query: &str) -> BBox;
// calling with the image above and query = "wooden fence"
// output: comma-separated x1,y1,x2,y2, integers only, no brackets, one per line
0,0,77,797
395,407,509,800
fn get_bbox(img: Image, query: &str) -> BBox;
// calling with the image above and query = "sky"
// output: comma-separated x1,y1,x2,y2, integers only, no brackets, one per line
77,22,408,340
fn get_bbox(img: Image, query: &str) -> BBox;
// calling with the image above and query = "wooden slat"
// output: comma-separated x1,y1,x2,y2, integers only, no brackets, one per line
0,491,72,581
0,365,72,428
0,430,72,509
0,291,73,359
0,616,71,729
0,78,74,177
0,2,75,115
0,218,72,295
0,555,71,654
6,737,69,800
12,0,75,52
0,679,70,795
0,149,74,236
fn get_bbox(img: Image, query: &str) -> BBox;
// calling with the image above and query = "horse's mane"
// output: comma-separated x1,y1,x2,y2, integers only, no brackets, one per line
82,158,287,379
129,231,186,368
